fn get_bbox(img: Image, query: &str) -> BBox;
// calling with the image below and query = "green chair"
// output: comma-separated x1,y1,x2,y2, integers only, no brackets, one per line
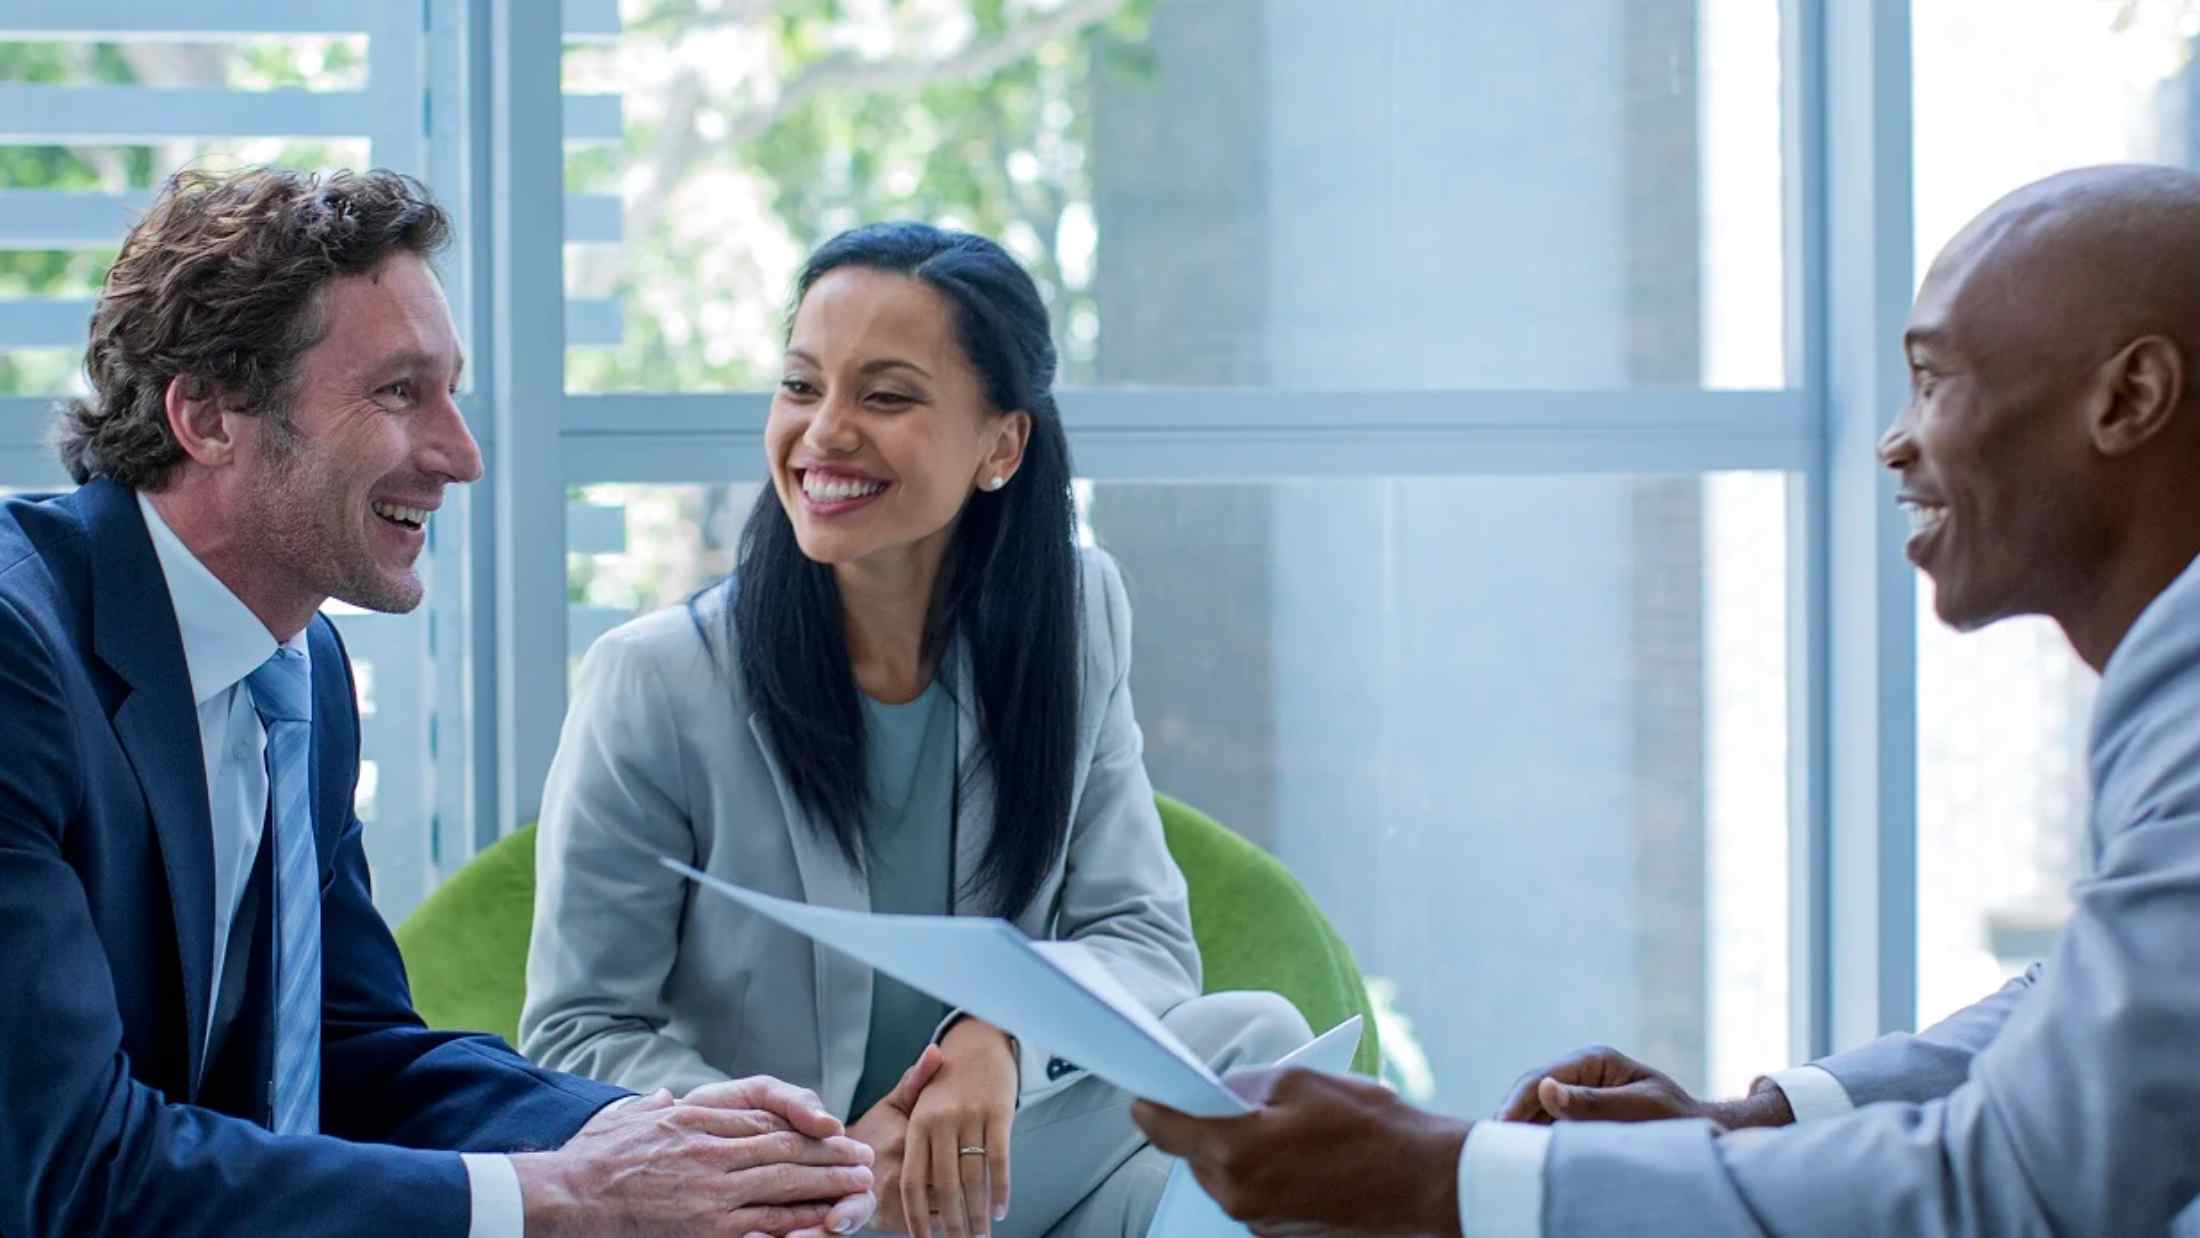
395,792,1381,1078
1151,795,1380,1076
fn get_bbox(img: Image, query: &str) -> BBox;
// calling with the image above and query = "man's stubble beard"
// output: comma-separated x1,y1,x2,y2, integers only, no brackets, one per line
249,431,425,617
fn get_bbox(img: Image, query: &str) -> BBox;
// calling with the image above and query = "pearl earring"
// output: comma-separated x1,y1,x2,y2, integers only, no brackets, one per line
987,476,1007,491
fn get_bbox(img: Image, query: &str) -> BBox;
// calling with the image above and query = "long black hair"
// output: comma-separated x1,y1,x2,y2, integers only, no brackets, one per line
732,221,1081,919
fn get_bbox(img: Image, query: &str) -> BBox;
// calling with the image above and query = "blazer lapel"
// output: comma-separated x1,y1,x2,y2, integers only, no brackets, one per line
306,620,349,870
76,480,218,1097
946,642,995,916
746,713,872,1117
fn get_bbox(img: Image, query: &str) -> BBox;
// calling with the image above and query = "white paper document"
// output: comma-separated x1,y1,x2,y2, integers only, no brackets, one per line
661,857,1252,1116
1146,1015,1366,1238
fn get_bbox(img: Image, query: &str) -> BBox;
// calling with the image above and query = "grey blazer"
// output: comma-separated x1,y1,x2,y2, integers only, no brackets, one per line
519,548,1202,1118
1541,552,2200,1235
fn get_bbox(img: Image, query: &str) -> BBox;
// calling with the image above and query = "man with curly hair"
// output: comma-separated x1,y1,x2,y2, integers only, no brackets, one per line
0,167,882,1238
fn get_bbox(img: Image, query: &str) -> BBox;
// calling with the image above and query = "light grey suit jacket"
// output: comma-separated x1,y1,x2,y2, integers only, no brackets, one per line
519,548,1202,1117
1542,551,2200,1235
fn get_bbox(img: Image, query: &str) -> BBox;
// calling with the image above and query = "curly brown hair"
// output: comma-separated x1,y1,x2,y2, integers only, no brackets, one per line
55,167,452,488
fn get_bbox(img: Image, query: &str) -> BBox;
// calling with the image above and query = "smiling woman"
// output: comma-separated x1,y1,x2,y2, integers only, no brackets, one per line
768,263,1031,582
742,223,1072,877
525,220,1316,1238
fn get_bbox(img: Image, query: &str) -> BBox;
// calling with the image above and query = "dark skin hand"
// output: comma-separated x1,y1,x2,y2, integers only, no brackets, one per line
1493,1045,1795,1131
1132,1067,1469,1238
1132,1050,1795,1238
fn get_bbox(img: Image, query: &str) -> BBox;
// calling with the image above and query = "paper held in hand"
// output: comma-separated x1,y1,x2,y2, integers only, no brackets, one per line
660,856,1359,1119
1147,1016,1366,1238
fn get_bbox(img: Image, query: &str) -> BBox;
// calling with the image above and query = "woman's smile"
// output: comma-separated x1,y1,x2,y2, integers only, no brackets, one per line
796,465,894,517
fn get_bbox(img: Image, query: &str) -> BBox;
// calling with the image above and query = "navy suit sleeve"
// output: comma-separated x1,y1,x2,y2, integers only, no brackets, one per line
318,809,629,1150
313,616,628,1153
0,593,470,1238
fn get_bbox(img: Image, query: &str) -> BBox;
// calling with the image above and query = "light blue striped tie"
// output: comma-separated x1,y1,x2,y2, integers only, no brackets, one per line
245,646,320,1136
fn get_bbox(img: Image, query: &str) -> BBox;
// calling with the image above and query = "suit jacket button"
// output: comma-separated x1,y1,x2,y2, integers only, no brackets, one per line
1046,1057,1075,1080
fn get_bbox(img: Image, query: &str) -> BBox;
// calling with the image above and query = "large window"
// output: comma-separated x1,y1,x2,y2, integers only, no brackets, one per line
6,0,1986,1101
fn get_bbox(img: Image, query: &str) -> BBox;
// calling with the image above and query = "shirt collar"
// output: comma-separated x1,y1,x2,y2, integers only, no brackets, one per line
137,491,308,707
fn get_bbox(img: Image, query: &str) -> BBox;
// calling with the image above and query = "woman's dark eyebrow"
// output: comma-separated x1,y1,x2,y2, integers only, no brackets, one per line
857,358,932,380
779,350,933,380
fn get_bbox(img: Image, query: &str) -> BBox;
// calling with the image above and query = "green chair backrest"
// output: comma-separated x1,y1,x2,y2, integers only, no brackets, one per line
395,794,1380,1077
395,820,541,1047
1151,795,1381,1075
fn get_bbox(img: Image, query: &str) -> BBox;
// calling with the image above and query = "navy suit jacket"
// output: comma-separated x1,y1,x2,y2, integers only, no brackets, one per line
0,480,625,1237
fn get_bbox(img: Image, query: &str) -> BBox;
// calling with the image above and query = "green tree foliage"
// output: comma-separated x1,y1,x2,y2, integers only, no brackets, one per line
0,38,366,397
566,0,1152,392
0,43,142,396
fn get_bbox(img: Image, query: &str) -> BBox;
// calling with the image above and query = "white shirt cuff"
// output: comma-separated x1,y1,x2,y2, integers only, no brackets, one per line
1458,1121,1552,1238
1765,1065,1855,1123
462,1152,526,1238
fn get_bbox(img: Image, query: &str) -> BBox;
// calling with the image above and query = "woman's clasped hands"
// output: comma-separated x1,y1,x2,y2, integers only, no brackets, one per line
851,1019,1020,1238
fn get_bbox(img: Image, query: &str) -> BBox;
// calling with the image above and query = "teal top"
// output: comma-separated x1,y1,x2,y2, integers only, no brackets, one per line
847,679,958,1118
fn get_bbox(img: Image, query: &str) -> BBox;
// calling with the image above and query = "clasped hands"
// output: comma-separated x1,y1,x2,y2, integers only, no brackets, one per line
851,1017,1020,1238
518,1019,1021,1238
1489,1043,1795,1131
516,1074,880,1238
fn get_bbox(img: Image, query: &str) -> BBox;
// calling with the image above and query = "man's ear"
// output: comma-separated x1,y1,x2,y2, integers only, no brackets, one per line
976,410,1032,488
2093,334,2184,458
163,375,241,468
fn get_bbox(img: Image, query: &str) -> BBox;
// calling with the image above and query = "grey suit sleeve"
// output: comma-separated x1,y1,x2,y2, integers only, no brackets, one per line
1054,551,1203,1013
520,628,728,1097
1806,964,2041,1107
1542,596,2200,1237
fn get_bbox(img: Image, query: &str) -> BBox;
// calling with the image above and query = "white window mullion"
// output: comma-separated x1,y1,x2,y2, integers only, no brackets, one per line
1800,0,1919,1058
485,0,570,838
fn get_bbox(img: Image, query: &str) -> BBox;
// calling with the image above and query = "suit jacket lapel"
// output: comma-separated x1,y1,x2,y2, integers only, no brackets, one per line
946,642,995,915
307,619,349,870
746,713,872,1117
75,480,218,1097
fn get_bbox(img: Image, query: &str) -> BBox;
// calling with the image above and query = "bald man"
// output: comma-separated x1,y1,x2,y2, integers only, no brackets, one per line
1130,162,2200,1236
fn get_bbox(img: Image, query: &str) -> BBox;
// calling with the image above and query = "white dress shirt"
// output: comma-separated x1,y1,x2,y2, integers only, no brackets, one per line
1454,1066,1850,1236
138,495,524,1238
